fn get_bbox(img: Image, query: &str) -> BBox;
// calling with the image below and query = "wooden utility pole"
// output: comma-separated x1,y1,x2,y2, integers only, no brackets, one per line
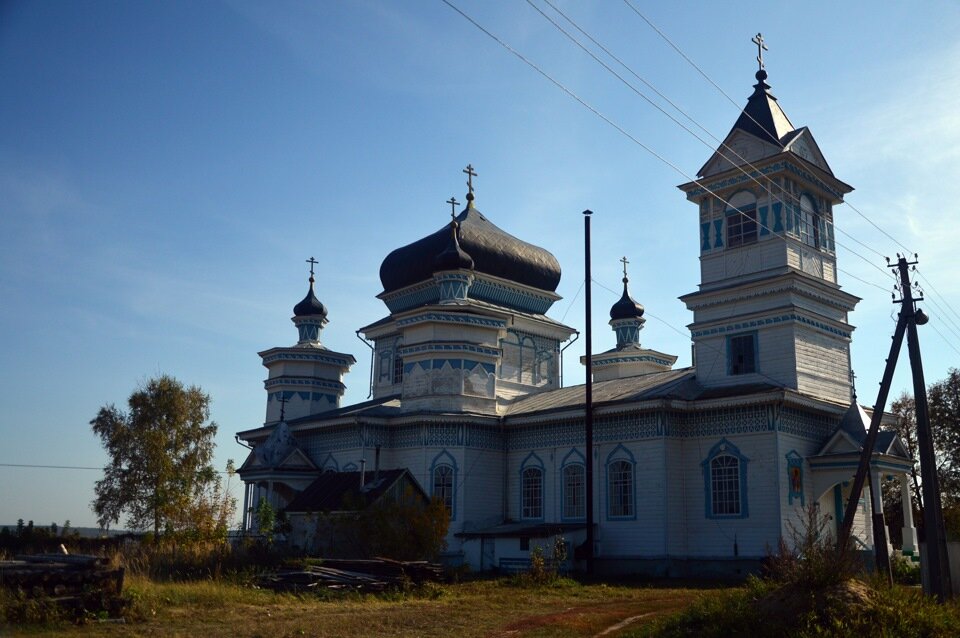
838,255,950,600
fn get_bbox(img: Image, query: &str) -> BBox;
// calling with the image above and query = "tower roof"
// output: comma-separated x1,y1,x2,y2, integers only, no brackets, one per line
730,69,795,147
380,203,561,294
609,260,644,320
293,276,328,318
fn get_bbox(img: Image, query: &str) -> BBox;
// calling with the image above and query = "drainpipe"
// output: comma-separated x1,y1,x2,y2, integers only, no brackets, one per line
559,331,580,388
355,330,375,399
374,445,381,484
360,458,367,489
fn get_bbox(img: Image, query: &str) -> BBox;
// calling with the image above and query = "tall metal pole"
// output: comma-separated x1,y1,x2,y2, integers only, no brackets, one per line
899,257,951,601
583,210,594,575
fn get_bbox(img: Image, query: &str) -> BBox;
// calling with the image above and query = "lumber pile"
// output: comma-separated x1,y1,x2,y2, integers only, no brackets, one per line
257,557,444,592
0,553,125,616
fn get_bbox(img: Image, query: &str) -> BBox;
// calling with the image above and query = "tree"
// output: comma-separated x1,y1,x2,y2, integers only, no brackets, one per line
928,368,960,506
91,375,232,537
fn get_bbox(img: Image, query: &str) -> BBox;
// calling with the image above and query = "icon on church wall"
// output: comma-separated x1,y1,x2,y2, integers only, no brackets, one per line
785,450,804,505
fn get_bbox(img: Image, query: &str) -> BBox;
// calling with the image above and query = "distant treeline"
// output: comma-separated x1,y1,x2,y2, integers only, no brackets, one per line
0,519,138,555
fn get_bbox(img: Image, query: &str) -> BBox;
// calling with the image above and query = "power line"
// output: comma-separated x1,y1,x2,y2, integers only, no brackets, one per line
0,463,236,475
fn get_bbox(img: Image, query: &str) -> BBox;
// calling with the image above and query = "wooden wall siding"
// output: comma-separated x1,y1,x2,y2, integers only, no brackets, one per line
693,324,797,388
460,447,505,529
700,238,786,287
598,440,667,556
794,328,852,403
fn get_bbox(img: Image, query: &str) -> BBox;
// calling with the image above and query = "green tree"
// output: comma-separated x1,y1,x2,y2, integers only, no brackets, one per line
91,375,230,537
928,368,960,506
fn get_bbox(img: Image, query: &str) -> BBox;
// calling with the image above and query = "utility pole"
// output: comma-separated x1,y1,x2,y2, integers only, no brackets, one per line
838,255,950,600
898,257,951,601
583,210,594,575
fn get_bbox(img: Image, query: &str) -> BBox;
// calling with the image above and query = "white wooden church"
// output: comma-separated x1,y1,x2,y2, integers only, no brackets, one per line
237,60,916,576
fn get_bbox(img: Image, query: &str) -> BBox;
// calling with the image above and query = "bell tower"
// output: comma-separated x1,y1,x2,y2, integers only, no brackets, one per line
678,36,859,404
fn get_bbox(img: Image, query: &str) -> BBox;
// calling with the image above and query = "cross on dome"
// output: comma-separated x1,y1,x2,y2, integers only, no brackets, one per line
306,256,318,281
620,256,630,281
751,33,768,71
463,164,477,204
447,196,460,220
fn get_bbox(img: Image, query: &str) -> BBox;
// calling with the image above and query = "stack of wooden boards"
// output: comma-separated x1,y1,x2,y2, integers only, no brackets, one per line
0,553,125,616
257,557,445,592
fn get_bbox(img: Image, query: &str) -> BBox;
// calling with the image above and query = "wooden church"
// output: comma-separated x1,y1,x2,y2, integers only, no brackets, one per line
236,57,915,576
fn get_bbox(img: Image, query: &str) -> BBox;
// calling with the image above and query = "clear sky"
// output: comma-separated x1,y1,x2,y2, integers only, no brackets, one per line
3,1,960,530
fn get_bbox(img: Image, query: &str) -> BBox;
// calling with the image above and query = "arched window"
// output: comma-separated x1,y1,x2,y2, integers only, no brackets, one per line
433,464,454,516
725,191,758,248
798,194,820,248
521,467,543,519
605,445,635,519
430,451,457,520
701,439,750,519
608,460,634,518
562,464,585,520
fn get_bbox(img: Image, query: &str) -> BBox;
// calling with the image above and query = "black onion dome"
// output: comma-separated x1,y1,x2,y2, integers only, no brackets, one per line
293,278,328,318
380,207,561,293
433,221,475,272
610,279,644,320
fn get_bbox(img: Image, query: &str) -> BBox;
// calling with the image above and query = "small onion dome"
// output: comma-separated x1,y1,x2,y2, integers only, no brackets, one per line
610,277,644,320
433,220,474,272
380,206,561,293
293,276,328,318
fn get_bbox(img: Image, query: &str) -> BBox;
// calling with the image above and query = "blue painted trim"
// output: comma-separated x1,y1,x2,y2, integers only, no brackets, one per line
691,313,852,340
833,484,843,532
430,449,458,521
759,206,769,235
519,452,545,521
701,438,750,519
772,202,783,232
320,453,339,473
605,444,637,521
560,448,586,522
785,449,804,506
701,222,711,251
713,219,724,248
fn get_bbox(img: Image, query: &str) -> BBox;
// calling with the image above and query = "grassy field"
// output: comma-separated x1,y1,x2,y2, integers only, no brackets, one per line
4,576,716,638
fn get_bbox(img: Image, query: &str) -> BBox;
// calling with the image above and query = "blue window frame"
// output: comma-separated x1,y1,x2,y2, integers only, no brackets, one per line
605,445,636,520
560,449,586,521
520,452,544,520
430,450,457,521
701,439,750,519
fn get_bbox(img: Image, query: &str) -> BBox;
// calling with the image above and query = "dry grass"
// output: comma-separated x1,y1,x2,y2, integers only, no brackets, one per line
3,577,711,638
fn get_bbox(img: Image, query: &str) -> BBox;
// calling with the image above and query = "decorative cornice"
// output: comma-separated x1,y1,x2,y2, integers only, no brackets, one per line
397,313,507,329
398,342,501,358
690,311,852,339
260,349,356,366
263,376,346,391
680,157,849,202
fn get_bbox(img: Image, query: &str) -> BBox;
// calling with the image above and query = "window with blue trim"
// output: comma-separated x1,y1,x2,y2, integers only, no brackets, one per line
521,467,543,519
605,445,635,519
702,439,749,519
608,460,634,518
562,464,585,519
433,464,454,517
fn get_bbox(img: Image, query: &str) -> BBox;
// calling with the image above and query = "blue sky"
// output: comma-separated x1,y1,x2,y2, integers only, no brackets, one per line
3,0,960,529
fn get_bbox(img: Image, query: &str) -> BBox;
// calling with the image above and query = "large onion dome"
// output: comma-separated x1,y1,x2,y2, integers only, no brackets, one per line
380,204,561,294
293,276,328,318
